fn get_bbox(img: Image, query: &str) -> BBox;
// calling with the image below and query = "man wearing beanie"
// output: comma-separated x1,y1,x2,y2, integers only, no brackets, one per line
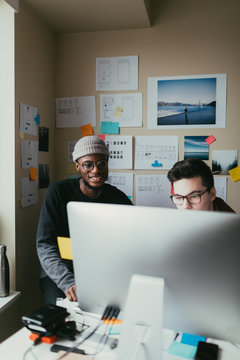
36,135,132,304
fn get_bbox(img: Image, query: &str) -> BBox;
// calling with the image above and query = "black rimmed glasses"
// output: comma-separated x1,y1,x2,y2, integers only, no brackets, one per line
78,160,108,172
170,189,209,205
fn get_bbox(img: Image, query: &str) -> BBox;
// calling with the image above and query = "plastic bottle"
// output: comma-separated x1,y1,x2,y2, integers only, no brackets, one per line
0,245,10,297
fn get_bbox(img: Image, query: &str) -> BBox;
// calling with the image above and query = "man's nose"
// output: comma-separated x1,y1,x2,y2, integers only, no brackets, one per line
182,197,192,209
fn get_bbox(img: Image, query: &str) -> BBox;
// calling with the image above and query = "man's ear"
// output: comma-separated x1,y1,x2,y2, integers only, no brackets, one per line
74,161,80,172
210,186,217,201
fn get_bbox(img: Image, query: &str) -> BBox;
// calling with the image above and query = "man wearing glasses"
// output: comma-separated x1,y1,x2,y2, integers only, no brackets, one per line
37,135,132,304
167,158,235,212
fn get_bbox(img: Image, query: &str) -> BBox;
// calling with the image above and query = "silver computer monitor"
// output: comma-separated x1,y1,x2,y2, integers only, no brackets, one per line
67,202,240,343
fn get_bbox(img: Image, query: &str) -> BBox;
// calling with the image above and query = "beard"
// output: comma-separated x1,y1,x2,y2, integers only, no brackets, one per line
82,177,105,191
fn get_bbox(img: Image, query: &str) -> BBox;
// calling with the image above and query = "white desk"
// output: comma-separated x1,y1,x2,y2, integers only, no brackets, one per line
0,300,239,360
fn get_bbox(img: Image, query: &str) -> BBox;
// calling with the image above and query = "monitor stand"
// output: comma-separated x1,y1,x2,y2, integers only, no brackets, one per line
115,274,164,360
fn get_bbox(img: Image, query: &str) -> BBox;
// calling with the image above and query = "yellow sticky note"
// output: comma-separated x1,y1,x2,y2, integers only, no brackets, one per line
115,106,123,113
57,237,73,260
20,198,24,207
30,166,37,181
20,131,24,139
229,166,240,182
81,124,93,137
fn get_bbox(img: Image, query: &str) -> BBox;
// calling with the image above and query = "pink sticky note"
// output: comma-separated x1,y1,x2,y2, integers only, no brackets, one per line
205,135,216,145
98,135,106,140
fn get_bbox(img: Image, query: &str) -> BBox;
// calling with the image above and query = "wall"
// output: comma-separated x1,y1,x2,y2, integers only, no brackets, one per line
55,0,240,213
0,0,55,342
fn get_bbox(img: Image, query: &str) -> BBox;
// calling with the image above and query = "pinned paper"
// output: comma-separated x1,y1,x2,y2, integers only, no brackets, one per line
229,166,240,182
151,160,163,168
181,333,206,346
30,166,37,181
100,121,119,134
168,341,197,359
81,123,93,137
57,237,73,260
19,131,24,139
205,135,216,145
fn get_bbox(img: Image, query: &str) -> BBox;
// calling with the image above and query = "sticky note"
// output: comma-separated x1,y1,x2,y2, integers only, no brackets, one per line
168,341,197,359
57,237,73,260
34,114,40,125
98,135,106,140
19,131,24,139
181,333,206,346
100,121,119,134
229,166,240,182
205,135,216,145
81,123,93,137
151,160,163,168
20,198,24,208
30,166,37,181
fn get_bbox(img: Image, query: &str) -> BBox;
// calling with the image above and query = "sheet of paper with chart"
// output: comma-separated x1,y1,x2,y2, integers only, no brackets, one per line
56,96,96,128
21,140,38,169
107,172,133,201
100,93,142,127
214,176,227,201
105,135,133,169
134,136,178,170
96,55,138,91
21,177,38,207
20,103,38,135
135,174,175,208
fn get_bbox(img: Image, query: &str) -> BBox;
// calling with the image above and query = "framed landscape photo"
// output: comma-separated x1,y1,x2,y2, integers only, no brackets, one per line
148,74,226,129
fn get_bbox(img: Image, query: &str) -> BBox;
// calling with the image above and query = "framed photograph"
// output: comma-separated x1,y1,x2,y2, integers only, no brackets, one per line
148,74,226,129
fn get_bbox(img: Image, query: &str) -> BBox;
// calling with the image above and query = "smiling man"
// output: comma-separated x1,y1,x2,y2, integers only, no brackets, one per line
167,158,235,212
37,135,132,304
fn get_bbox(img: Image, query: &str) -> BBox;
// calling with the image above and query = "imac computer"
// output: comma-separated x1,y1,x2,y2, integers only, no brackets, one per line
67,202,240,344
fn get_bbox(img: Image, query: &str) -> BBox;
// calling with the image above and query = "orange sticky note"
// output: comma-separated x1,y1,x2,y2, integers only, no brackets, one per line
205,135,216,145
228,166,240,182
30,166,37,181
80,124,93,137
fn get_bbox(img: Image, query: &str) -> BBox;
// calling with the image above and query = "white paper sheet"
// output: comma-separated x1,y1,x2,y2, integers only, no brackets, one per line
214,176,227,201
100,93,142,127
21,140,38,169
135,174,175,208
21,177,38,207
134,136,178,170
148,74,226,129
105,135,133,169
107,172,133,201
68,140,78,163
56,96,96,128
20,103,38,135
96,56,138,91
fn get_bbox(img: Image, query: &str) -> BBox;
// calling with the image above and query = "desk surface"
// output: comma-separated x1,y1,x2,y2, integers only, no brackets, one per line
0,300,239,360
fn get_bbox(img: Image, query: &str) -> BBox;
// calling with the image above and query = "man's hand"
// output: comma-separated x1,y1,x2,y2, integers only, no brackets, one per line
65,284,77,301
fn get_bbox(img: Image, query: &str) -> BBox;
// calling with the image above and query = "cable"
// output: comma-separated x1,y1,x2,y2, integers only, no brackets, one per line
22,333,44,360
57,305,120,360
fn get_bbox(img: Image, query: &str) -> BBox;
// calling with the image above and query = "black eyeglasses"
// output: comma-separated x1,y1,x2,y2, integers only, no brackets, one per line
170,189,209,205
78,160,108,172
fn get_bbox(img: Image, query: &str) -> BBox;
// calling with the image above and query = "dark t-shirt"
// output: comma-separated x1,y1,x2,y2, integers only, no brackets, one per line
36,178,132,292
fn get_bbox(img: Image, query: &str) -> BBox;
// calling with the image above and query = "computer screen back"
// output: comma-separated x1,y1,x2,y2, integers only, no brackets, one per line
67,202,240,343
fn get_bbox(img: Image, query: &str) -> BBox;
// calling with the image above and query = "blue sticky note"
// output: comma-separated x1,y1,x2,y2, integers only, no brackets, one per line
100,121,119,134
34,114,40,125
168,341,197,359
151,160,163,168
181,333,206,346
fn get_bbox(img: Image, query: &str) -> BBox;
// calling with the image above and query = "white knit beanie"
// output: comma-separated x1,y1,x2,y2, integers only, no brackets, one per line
72,135,109,162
